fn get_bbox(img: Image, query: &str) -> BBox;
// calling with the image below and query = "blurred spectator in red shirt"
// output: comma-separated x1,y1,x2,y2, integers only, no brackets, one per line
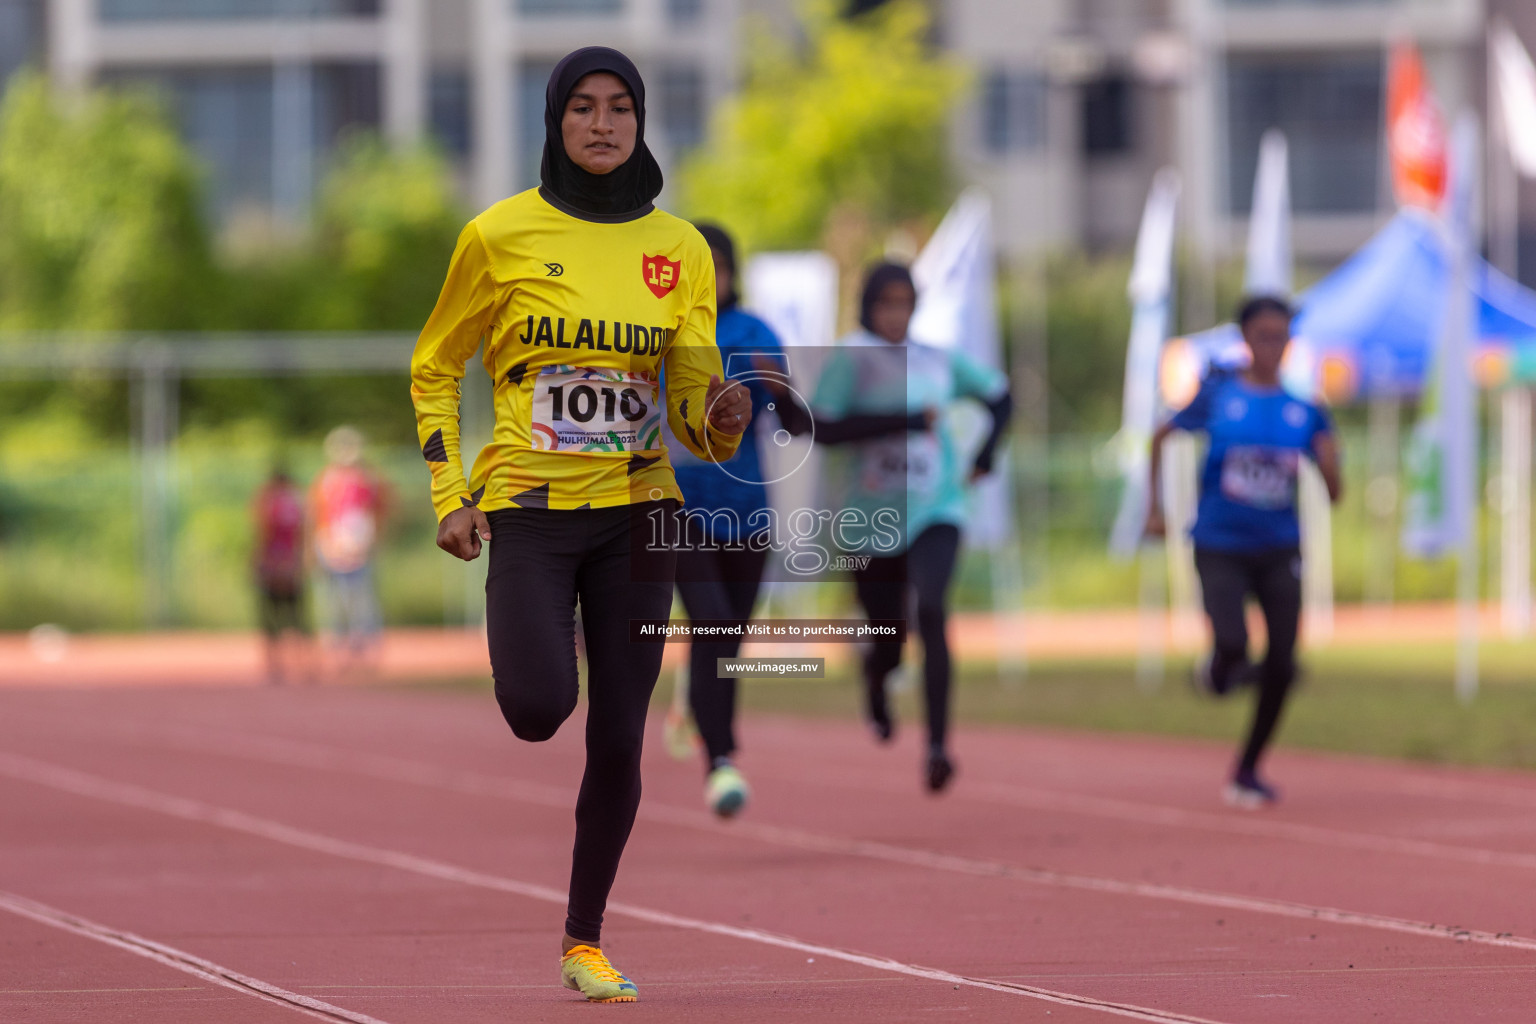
309,426,390,676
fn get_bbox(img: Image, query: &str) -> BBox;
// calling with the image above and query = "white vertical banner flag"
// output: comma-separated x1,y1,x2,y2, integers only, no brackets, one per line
1494,20,1536,178
1403,117,1478,560
1247,129,1332,636
1402,113,1481,698
910,190,1000,365
742,251,840,544
744,251,840,351
1110,168,1182,558
1491,20,1535,636
1245,129,1293,297
910,190,1013,549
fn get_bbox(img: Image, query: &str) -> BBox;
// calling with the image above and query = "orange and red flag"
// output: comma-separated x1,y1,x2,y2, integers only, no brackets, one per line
1387,41,1448,210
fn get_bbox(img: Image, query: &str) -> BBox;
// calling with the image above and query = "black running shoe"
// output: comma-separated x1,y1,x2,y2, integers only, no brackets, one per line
865,676,894,744
1224,769,1279,809
925,750,955,793
1190,654,1219,696
1191,654,1251,698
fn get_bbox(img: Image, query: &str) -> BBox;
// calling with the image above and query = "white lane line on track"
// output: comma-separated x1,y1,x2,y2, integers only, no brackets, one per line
24,709,1536,869
1387,775,1536,811
0,890,394,1024
80,719,1536,874
124,724,1536,872
760,762,1536,873
0,752,1229,1024
46,728,1536,955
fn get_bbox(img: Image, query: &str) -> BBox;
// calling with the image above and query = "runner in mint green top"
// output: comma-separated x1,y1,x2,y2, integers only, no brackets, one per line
809,262,1012,793
813,330,1008,551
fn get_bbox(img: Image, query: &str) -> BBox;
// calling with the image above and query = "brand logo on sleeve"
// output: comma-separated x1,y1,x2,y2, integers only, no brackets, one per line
545,262,564,277
642,254,680,298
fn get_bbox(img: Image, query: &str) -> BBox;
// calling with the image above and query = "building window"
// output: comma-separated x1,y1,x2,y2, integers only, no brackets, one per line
981,69,1047,154
100,0,378,19
136,68,278,214
430,68,472,158
107,63,380,221
657,65,705,152
313,61,380,147
1226,52,1381,214
518,59,558,189
1081,75,1133,158
516,0,623,14
666,0,703,21
0,0,43,87
1520,230,1536,291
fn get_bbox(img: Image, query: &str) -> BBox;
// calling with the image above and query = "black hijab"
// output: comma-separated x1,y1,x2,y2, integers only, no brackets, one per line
859,262,916,334
695,223,739,311
539,46,664,220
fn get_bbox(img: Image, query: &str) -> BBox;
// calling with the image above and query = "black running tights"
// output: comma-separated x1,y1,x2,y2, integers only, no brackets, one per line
1193,545,1302,776
484,502,676,945
852,524,962,750
675,545,769,770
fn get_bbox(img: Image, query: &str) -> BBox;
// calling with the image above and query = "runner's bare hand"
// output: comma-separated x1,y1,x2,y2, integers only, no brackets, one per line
1144,507,1167,539
438,506,491,561
706,375,752,435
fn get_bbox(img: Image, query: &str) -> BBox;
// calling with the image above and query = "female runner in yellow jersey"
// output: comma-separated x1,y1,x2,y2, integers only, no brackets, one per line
410,46,750,1003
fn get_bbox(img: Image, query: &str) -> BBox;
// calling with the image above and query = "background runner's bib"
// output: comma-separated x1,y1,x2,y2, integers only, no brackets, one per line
859,433,943,497
530,366,663,453
1220,445,1298,510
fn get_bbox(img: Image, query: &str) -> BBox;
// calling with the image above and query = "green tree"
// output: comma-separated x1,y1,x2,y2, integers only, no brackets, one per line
1021,250,1253,435
1032,252,1134,434
0,72,215,331
221,134,465,333
187,134,464,443
680,0,965,263
300,134,466,331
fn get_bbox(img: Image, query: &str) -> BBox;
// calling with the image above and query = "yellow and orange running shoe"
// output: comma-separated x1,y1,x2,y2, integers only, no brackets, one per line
560,944,638,1003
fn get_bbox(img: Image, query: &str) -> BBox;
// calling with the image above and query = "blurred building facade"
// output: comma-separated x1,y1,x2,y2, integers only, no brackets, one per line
942,0,1535,273
5,0,1536,275
11,0,734,224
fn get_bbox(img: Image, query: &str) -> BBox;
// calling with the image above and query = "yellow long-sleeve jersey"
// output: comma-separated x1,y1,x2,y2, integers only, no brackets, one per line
411,188,740,520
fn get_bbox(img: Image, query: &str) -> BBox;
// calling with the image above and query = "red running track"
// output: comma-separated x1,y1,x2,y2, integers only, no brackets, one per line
2,685,1535,1022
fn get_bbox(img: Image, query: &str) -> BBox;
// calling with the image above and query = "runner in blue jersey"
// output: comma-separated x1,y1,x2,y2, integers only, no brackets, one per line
1146,295,1342,808
811,263,1013,793
668,223,801,818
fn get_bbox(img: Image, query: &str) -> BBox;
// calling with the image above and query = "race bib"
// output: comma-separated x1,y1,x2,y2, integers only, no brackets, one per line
860,433,942,497
1220,445,1299,510
530,366,662,453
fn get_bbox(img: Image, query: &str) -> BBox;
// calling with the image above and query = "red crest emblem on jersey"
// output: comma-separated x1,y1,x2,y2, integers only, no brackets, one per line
642,254,681,299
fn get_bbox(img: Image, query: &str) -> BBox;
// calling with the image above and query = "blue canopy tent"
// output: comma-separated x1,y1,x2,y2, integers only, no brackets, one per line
1291,210,1536,401
1160,210,1536,424
1169,211,1536,406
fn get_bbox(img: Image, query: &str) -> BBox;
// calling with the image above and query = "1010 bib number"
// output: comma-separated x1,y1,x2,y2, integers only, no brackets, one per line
531,367,662,453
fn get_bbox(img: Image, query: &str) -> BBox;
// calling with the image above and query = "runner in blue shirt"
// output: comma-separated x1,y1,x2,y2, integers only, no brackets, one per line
1146,295,1342,808
668,223,800,818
